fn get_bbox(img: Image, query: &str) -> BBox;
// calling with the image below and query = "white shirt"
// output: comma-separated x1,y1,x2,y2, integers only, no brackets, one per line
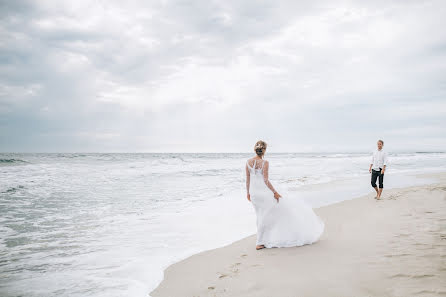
371,149,388,170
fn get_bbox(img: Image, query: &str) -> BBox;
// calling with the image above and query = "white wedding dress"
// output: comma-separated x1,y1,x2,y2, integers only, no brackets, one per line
246,158,324,248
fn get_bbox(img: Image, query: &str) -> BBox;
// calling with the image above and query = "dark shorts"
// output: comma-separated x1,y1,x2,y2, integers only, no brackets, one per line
371,168,384,188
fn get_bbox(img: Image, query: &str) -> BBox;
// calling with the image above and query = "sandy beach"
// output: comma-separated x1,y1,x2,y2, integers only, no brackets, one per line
151,173,446,297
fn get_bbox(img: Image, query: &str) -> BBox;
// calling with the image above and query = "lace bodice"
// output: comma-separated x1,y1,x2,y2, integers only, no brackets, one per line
246,159,265,174
245,158,277,194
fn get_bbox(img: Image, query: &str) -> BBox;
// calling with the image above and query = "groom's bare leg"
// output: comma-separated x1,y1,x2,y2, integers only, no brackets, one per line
373,186,379,197
377,188,383,199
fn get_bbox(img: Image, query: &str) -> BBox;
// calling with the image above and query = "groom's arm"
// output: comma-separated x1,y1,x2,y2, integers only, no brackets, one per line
382,152,388,174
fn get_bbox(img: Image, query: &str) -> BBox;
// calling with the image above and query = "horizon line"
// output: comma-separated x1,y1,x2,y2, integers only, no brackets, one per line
1,151,445,154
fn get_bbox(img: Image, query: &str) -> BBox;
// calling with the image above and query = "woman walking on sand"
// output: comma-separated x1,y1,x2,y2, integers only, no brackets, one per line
245,140,324,250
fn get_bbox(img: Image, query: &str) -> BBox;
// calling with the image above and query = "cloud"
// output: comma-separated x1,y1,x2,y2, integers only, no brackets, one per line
0,0,445,152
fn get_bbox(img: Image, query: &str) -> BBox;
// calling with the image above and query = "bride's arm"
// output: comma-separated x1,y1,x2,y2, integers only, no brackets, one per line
262,161,277,194
245,163,251,196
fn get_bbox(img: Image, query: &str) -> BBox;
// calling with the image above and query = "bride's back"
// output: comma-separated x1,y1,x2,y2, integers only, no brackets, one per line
246,158,266,174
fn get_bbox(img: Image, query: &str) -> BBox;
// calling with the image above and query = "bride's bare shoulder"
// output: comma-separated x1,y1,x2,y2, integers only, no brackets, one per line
246,157,258,166
246,157,254,164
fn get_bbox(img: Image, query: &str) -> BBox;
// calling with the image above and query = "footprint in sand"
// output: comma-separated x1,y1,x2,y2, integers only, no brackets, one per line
391,273,435,279
251,263,263,267
394,233,411,237
230,262,241,273
217,262,242,281
384,253,411,258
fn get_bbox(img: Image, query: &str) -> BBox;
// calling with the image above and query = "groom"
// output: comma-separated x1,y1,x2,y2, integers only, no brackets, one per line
369,139,388,200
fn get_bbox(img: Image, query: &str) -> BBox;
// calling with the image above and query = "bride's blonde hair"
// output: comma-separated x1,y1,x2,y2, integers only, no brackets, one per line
254,140,267,157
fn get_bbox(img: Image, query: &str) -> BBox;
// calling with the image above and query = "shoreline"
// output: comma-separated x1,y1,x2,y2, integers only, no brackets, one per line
150,172,446,297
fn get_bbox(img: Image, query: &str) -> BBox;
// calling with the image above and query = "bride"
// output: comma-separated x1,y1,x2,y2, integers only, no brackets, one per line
246,140,324,250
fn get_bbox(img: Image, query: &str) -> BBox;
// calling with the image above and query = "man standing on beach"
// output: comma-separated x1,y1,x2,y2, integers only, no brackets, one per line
369,140,388,200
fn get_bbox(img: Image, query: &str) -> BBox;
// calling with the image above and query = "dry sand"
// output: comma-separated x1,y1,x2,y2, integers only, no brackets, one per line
151,173,446,297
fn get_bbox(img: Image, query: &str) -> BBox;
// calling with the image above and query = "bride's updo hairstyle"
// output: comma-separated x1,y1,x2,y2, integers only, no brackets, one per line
254,140,267,158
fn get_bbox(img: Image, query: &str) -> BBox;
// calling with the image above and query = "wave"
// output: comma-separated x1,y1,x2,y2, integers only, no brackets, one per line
415,151,445,154
0,158,28,164
2,185,25,194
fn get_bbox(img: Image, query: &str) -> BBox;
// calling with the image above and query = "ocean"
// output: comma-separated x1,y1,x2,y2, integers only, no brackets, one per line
1,152,445,297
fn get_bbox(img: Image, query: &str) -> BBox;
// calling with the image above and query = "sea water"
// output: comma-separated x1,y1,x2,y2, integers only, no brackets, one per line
1,152,445,297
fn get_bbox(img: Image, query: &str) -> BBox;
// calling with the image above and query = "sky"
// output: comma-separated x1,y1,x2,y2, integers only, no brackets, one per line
0,0,445,153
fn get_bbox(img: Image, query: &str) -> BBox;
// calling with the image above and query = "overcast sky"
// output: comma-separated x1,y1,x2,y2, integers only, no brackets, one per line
0,0,445,153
